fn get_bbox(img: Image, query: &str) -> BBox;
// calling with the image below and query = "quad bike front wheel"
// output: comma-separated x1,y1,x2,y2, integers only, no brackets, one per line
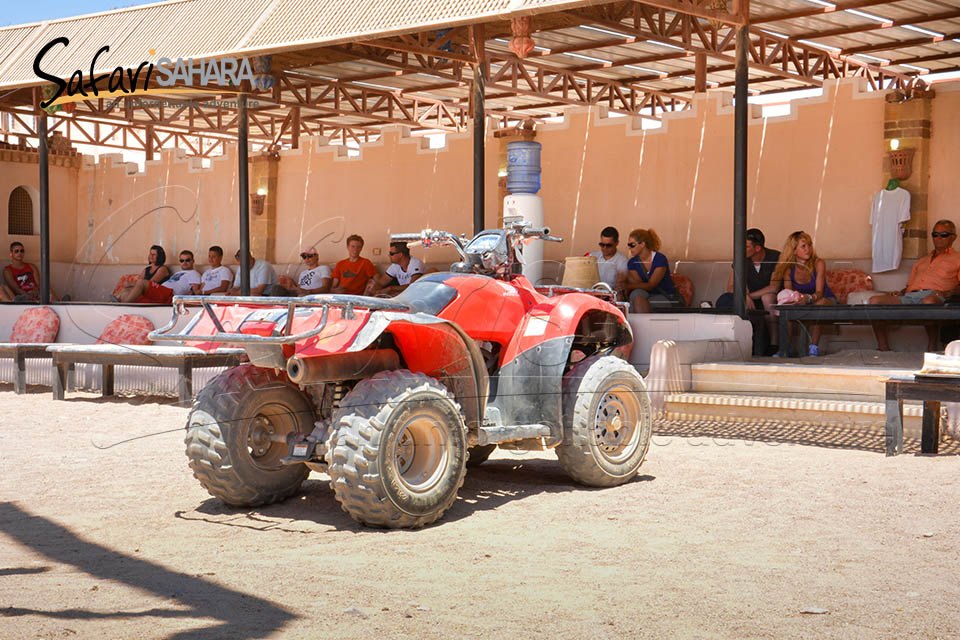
326,370,467,528
185,365,313,506
556,356,652,487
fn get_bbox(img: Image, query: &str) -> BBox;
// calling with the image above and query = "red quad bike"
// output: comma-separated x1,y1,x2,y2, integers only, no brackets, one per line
151,223,652,528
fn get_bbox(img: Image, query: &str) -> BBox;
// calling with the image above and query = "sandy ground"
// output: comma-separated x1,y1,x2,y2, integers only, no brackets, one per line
1,388,959,639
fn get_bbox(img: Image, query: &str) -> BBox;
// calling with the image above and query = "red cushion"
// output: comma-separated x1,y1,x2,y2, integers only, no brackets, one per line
96,314,155,346
825,269,873,305
112,273,141,298
672,273,694,307
9,306,60,343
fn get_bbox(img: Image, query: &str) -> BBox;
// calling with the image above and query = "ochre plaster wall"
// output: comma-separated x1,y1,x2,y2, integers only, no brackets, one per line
0,159,77,262
929,83,960,235
272,127,500,267
74,149,239,266
23,78,956,276
535,78,887,265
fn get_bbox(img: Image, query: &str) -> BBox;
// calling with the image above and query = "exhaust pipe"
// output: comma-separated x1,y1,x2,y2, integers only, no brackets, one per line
287,349,401,384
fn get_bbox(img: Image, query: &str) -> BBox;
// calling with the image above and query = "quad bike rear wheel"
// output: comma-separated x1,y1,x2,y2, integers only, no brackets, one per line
556,356,651,487
185,365,313,506
326,370,467,528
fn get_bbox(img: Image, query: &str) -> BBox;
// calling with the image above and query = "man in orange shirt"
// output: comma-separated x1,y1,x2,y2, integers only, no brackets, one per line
869,219,960,351
331,234,377,296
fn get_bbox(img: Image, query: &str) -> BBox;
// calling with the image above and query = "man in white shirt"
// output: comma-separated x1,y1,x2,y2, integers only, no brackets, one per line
296,246,332,295
228,250,278,296
368,241,425,296
125,250,202,303
201,245,233,294
588,226,629,292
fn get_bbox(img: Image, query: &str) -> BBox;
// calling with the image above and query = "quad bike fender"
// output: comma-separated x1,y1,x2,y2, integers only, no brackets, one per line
501,293,633,364
491,296,633,442
343,311,487,431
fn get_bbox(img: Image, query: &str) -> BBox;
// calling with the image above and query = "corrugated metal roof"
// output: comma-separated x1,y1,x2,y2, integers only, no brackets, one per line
0,0,606,90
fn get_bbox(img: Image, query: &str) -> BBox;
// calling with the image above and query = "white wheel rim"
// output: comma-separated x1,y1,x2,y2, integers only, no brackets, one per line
392,414,449,493
592,383,642,464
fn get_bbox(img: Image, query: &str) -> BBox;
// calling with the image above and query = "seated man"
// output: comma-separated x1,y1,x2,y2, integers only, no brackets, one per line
869,219,960,351
2,241,59,302
227,250,278,296
715,228,781,356
201,245,233,294
367,241,424,296
123,250,201,304
296,246,332,295
587,226,628,294
331,234,377,296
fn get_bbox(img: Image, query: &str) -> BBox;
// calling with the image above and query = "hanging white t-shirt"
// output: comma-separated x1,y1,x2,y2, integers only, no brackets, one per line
588,250,629,287
385,257,425,286
298,265,332,291
870,187,911,273
201,265,233,293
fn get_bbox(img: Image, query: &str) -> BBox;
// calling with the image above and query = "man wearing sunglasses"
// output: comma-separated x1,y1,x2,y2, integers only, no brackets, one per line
368,241,425,296
295,246,332,295
587,226,629,292
869,219,960,351
128,250,202,304
2,241,60,302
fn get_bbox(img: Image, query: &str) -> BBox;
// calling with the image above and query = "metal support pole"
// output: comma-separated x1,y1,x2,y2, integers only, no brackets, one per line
238,94,251,296
472,63,485,236
733,25,749,320
38,113,50,305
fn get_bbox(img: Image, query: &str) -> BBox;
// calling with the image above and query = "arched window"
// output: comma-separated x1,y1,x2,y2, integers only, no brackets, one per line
8,186,34,235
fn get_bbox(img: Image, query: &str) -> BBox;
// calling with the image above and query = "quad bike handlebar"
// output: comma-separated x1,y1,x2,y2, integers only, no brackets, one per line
391,223,563,279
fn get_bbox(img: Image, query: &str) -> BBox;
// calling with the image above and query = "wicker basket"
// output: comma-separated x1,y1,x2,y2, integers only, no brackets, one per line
889,148,915,180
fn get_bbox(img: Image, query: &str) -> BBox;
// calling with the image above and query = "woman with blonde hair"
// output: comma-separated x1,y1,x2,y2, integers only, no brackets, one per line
772,230,835,356
624,228,678,313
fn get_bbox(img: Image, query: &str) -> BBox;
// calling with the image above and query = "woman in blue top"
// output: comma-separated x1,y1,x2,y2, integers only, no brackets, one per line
772,230,835,356
625,228,677,313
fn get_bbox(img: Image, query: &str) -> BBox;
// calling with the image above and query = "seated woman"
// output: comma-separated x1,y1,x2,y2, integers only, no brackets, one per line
623,228,678,313
772,231,836,356
116,245,170,303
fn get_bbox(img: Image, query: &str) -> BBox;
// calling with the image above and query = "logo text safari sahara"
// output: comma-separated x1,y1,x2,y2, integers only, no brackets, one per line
34,37,258,109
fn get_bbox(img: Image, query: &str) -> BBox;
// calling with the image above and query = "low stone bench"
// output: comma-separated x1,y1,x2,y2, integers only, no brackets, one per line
0,343,53,394
47,345,247,403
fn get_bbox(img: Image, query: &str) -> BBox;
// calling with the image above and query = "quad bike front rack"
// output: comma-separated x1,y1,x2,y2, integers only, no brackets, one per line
149,294,410,346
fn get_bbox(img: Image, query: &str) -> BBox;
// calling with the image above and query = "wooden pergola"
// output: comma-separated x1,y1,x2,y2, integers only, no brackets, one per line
0,0,956,302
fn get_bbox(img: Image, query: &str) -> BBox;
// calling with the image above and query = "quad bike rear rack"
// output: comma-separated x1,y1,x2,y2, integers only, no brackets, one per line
149,294,410,346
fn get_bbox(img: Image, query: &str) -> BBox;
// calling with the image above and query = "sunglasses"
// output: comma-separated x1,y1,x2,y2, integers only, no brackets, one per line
932,231,955,238
12,249,24,253
300,252,317,259
179,258,193,263
388,251,401,256
598,242,615,248
627,242,638,248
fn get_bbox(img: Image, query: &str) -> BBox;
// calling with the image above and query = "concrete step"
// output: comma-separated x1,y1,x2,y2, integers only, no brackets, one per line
664,391,924,437
689,362,913,400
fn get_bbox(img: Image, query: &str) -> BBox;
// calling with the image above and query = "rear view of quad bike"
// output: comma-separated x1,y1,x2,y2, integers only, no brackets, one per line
152,222,652,528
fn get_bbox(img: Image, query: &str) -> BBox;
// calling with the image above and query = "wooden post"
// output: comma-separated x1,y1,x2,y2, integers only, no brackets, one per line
732,25,749,320
695,53,707,94
238,94,251,296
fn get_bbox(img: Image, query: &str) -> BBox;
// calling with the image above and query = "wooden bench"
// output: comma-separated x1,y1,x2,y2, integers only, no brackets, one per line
0,343,53,394
775,304,960,357
885,374,960,456
47,345,247,403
